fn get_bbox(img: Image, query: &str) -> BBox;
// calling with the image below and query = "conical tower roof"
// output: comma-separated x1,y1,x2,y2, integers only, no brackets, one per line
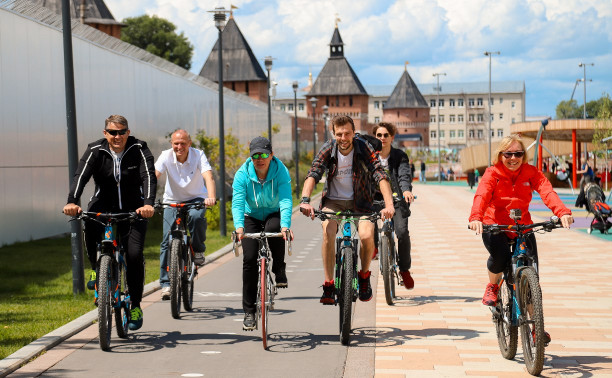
385,69,428,109
32,0,122,25
199,18,267,82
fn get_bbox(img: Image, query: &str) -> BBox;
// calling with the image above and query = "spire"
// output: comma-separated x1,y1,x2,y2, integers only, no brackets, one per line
329,24,344,58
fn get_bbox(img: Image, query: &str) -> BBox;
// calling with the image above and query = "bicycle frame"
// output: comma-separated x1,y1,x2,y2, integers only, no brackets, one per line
334,217,359,299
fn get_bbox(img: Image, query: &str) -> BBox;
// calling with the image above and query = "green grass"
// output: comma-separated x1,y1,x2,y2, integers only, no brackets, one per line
0,215,232,360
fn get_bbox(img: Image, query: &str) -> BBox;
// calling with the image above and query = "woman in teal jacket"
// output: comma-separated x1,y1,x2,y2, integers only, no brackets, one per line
232,137,293,331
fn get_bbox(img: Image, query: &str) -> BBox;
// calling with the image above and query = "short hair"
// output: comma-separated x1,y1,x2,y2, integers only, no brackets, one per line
493,134,528,164
105,115,128,129
331,115,355,134
171,129,191,141
372,122,397,137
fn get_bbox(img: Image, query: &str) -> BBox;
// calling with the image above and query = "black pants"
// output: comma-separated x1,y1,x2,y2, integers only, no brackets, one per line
242,213,285,314
393,211,412,271
482,232,538,274
84,219,147,307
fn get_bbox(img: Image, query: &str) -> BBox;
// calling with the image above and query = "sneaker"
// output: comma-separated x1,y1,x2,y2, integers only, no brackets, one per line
358,271,373,302
275,267,288,288
482,283,499,306
400,270,414,290
161,286,170,300
128,307,143,330
86,270,96,291
320,281,335,305
532,329,552,346
193,252,205,266
372,247,379,260
243,312,256,331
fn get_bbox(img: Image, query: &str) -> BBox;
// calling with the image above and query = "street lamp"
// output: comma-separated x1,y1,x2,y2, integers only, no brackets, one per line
293,81,299,199
579,62,594,120
310,97,318,155
209,6,229,236
322,105,329,142
484,51,500,167
265,56,274,142
433,72,446,183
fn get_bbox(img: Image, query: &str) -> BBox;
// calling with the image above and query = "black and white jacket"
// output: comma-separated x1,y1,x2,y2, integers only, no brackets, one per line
67,136,156,212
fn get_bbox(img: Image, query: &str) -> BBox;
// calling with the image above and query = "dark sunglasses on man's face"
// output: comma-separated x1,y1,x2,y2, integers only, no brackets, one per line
376,133,390,138
252,153,270,160
502,151,525,159
105,128,129,136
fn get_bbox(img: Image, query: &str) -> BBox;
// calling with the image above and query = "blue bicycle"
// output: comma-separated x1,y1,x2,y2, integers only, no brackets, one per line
481,209,560,376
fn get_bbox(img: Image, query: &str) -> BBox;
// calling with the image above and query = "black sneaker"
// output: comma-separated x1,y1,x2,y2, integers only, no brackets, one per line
243,312,256,331
275,267,288,288
320,281,335,305
358,271,373,302
193,252,205,266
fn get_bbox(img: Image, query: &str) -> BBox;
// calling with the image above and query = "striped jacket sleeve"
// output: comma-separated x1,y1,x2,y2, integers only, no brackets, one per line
66,145,98,204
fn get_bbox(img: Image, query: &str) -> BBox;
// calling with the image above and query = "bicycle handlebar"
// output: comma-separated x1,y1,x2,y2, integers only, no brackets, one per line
312,209,380,222
154,201,209,211
73,211,141,226
475,216,561,235
231,230,292,257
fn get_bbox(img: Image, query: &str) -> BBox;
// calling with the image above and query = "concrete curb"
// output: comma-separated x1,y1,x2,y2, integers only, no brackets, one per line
0,196,316,377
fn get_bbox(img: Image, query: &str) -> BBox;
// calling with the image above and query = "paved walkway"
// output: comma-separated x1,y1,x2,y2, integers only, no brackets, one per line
373,183,612,377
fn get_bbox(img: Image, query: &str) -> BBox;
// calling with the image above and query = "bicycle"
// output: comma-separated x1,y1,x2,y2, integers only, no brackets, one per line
313,210,378,345
479,209,561,376
232,230,291,350
73,211,140,351
155,201,208,319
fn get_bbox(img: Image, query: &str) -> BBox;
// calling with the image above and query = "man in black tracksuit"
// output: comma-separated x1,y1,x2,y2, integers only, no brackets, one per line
63,115,156,331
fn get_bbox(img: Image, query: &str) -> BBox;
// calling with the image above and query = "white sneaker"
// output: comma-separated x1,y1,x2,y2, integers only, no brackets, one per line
161,286,170,300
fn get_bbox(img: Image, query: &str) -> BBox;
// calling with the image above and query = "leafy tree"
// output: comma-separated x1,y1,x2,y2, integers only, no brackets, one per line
592,94,612,156
121,15,193,70
193,129,249,183
555,99,581,119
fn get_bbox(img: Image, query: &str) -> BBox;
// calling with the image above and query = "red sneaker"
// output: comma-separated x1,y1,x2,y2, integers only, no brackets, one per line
320,280,335,305
400,270,414,289
358,270,373,301
482,283,499,306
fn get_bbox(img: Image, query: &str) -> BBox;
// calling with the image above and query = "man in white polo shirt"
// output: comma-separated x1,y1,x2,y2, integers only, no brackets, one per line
155,129,216,300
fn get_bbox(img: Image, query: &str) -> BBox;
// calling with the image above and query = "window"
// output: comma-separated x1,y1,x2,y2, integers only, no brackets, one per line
458,130,464,138
449,99,455,107
430,115,436,123
458,98,464,107
450,130,456,138
374,116,380,123
430,130,437,138
280,104,285,111
477,114,484,122
477,129,483,138
438,99,445,107
491,129,495,137
497,129,504,137
468,129,475,138
440,130,445,138
511,101,516,109
468,98,475,107
512,118,516,123
499,97,503,104
298,103,304,111
430,99,436,107
449,115,456,123
499,113,503,120
439,115,445,123
490,114,494,121
469,114,475,122
458,114,464,123
374,101,380,109
288,103,294,111
382,101,386,108
490,98,494,106
477,98,483,106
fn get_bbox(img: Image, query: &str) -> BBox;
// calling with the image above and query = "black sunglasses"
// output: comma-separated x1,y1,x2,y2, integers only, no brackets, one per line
502,151,525,158
105,128,129,136
252,153,270,159
376,133,390,138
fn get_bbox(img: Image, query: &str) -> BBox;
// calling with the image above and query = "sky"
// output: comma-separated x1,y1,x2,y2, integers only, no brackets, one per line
104,0,612,118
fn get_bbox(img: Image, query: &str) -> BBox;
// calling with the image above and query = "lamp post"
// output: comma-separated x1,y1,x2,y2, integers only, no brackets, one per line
209,6,229,236
484,51,500,167
293,81,299,199
310,97,318,155
579,62,594,120
265,56,274,141
433,72,446,183
322,105,329,142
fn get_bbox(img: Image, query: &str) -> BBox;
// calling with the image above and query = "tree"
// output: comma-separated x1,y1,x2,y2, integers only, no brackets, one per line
555,99,581,119
592,94,612,156
193,129,249,183
121,15,193,70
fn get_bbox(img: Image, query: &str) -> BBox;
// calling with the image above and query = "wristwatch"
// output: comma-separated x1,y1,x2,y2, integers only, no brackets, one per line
300,196,311,204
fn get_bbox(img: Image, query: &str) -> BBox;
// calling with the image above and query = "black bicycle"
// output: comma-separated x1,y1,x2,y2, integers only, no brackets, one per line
155,201,208,319
480,209,561,376
73,212,139,351
314,210,378,345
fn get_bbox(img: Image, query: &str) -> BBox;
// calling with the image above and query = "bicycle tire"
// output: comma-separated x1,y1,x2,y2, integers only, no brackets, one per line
182,247,195,312
518,268,545,376
495,279,518,359
380,234,395,305
260,257,268,349
339,246,354,345
169,238,182,319
114,261,130,338
97,254,113,351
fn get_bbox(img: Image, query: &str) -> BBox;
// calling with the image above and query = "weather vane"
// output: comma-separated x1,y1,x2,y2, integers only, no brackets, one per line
335,13,341,27
405,61,410,71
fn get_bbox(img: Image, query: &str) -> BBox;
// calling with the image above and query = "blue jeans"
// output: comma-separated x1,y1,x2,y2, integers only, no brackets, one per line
160,199,207,288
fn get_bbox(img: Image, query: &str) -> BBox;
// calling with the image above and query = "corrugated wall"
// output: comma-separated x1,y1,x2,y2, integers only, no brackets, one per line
0,0,292,245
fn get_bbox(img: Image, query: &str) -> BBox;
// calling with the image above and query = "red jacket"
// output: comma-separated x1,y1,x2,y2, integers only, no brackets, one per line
469,162,571,227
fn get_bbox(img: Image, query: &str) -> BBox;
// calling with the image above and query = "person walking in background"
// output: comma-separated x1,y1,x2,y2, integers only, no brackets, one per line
420,160,426,183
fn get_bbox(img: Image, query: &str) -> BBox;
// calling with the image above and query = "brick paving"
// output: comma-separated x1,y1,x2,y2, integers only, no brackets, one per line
373,183,612,377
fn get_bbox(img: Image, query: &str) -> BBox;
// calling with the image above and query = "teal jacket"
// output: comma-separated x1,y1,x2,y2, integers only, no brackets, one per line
232,156,293,229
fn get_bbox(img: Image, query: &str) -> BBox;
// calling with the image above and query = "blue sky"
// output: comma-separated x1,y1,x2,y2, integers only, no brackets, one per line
105,0,612,118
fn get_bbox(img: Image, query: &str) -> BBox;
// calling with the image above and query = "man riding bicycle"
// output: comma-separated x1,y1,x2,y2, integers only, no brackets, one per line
155,129,217,300
299,115,395,304
63,115,156,331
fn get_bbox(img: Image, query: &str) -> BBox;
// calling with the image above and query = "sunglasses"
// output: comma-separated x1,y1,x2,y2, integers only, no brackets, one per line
502,151,525,159
376,133,390,138
105,128,129,136
252,153,270,159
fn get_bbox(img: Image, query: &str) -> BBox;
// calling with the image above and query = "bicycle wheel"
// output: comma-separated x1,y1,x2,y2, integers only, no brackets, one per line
518,268,545,376
182,246,195,312
260,257,268,349
495,280,518,359
114,260,130,338
380,234,395,305
339,246,354,345
169,238,183,319
97,254,113,351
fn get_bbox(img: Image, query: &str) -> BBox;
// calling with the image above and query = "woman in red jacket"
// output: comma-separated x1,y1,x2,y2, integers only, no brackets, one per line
468,134,573,309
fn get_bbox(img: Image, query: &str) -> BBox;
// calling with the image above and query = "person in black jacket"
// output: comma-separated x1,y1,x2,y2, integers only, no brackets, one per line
372,122,415,289
63,115,156,331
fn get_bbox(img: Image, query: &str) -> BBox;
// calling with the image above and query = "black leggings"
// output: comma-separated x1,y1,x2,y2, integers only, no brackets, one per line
482,232,538,274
